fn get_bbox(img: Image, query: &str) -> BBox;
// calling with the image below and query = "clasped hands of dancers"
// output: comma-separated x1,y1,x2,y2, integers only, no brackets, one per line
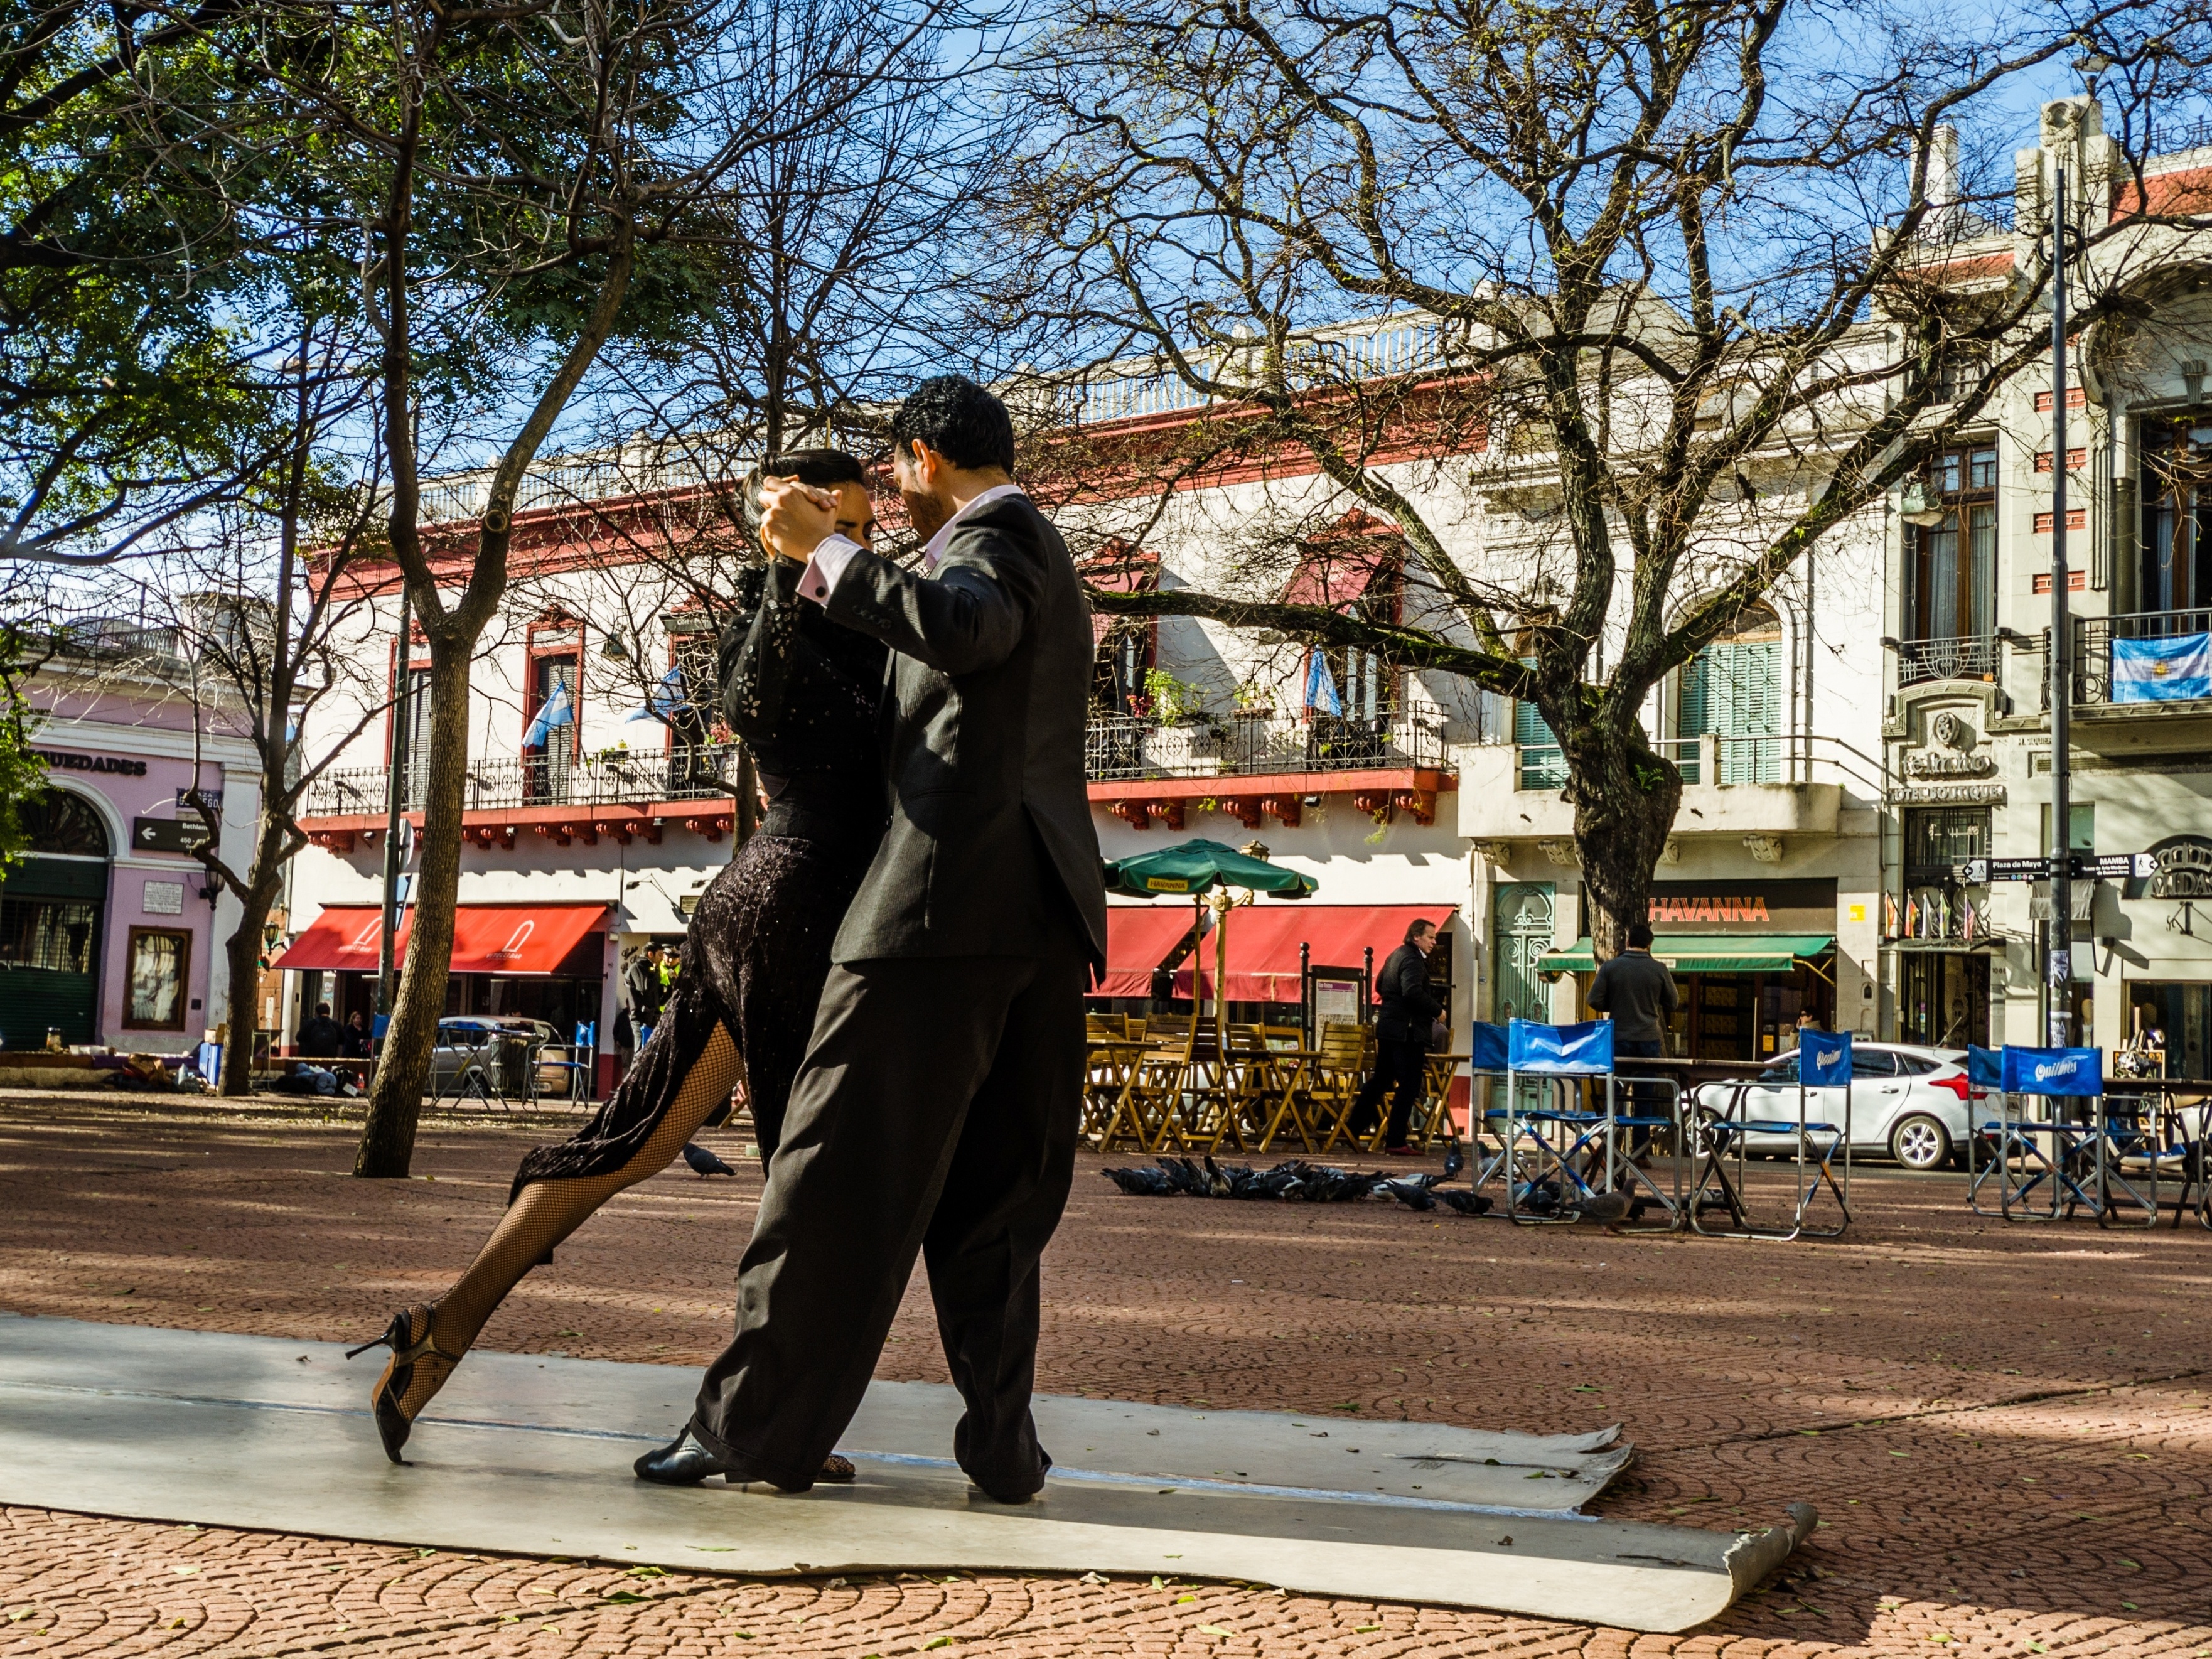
350,377,1108,1501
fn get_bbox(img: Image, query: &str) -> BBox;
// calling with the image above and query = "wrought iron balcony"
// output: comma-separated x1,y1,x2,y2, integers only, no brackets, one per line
1898,633,1998,686
2056,608,2212,707
302,744,743,819
1084,711,1449,783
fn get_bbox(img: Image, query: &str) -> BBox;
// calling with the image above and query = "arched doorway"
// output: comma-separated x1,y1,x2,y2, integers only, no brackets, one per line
0,788,112,1046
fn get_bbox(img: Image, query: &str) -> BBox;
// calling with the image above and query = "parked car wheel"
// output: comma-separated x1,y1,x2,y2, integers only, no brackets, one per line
1889,1112,1952,1171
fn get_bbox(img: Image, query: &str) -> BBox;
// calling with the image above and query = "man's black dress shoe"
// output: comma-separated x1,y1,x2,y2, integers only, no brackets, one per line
634,1427,736,1486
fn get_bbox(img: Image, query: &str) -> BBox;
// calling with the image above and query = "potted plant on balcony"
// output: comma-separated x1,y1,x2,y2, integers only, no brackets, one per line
1144,668,1216,731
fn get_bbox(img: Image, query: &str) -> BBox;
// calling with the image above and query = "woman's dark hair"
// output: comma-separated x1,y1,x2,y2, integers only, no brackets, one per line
738,448,869,539
889,375,1016,473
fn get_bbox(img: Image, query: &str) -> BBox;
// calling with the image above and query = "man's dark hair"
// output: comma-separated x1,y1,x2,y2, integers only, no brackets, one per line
1404,917,1437,945
315,1001,331,1016
1626,921,1655,949
890,376,1016,473
739,448,868,539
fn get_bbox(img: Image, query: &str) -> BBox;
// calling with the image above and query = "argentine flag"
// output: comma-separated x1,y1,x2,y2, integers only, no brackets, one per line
2111,631,2211,703
523,679,574,748
1304,650,1343,716
618,666,689,728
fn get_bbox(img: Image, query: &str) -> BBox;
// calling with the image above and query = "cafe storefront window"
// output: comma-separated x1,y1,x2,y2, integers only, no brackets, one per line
1543,879,1839,1061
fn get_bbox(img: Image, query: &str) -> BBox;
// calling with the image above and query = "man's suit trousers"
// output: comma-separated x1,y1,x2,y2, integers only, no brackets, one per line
688,930,1087,1496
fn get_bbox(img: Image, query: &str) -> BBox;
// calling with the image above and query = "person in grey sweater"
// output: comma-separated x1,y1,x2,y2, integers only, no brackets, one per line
1587,922,1677,1132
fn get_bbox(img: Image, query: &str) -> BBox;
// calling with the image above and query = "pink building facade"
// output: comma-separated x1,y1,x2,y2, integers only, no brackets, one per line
4,641,261,1054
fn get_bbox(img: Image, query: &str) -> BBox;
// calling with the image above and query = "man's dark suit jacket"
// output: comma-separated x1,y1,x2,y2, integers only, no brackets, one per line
819,491,1108,966
1373,943,1444,1048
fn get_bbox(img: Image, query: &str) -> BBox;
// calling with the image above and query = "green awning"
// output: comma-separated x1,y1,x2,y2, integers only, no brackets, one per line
1538,933,1837,975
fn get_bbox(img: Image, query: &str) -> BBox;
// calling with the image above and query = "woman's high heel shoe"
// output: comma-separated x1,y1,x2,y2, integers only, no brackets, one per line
346,1304,463,1464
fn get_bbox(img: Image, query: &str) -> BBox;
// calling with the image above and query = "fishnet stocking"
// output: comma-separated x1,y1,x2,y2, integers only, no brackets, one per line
394,1023,745,1421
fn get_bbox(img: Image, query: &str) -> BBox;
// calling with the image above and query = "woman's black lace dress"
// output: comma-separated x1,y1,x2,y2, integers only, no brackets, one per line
512,561,888,1193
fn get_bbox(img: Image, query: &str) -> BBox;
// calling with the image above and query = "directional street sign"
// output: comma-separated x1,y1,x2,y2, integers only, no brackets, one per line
2075,852,2159,881
1955,852,2157,884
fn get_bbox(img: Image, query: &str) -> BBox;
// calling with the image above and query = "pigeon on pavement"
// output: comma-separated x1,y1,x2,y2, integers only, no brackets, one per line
1567,1190,1636,1231
682,1142,738,1178
1441,1142,1465,1181
1102,1166,1178,1196
1436,1189,1493,1216
1379,1175,1439,1211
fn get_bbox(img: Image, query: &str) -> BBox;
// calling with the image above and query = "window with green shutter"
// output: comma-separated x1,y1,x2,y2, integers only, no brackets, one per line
1513,662,1565,788
1675,611,1783,783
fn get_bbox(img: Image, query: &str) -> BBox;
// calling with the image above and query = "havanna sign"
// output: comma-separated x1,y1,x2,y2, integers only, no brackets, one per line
1645,879,1837,933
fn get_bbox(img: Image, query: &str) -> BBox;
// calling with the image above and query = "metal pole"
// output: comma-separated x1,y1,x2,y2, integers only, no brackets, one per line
2048,164,2075,1048
377,600,412,1023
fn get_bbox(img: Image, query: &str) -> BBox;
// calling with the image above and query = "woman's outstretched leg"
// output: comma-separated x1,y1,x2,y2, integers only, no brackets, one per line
360,1021,743,1458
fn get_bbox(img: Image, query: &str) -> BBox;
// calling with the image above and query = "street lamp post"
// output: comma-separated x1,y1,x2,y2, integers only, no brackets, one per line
2046,165,2076,1047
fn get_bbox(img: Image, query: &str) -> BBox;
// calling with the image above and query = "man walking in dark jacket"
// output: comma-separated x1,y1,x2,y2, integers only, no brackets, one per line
636,377,1107,1503
1350,918,1443,1154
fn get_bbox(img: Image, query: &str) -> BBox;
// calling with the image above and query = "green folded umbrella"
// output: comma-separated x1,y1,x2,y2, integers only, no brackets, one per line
1103,838,1318,899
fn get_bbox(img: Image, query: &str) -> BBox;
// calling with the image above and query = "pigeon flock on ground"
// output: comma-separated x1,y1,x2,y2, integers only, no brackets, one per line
1100,1152,1653,1227
1100,1155,1493,1214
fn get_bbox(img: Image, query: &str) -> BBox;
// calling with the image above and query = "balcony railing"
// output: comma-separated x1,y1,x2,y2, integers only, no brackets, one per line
302,744,743,818
1085,711,1449,783
1899,633,1998,686
2062,608,2212,707
1514,734,1781,793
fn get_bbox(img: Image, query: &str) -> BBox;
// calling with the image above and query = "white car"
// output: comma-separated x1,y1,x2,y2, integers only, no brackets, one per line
1691,1042,1973,1170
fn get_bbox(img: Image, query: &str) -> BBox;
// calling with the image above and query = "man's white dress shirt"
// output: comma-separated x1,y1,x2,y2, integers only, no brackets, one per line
796,483,1027,607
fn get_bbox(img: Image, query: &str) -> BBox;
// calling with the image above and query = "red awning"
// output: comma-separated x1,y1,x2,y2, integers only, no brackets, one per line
1091,904,1201,999
272,906,392,972
1175,903,1454,1004
1282,513,1401,609
276,903,609,976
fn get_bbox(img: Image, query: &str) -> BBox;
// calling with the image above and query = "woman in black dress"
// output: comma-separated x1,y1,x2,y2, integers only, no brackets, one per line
350,450,888,1467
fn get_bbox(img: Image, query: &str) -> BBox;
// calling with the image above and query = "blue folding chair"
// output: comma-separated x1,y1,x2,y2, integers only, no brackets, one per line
536,1021,598,1104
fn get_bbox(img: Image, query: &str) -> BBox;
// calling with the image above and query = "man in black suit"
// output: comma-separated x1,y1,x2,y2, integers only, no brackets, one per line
1349,918,1443,1153
636,377,1107,1501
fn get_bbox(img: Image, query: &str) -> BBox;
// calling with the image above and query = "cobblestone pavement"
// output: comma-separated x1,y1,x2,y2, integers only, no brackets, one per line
1,1090,2208,1658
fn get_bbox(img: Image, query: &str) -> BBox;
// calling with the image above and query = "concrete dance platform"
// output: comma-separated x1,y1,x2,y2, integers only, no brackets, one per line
0,1314,1812,1630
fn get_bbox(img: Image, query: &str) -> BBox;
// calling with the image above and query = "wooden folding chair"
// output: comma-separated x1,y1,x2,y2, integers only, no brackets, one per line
1107,1033,1189,1152
1307,1021,1376,1153
1083,1039,1144,1146
1164,1025,1243,1154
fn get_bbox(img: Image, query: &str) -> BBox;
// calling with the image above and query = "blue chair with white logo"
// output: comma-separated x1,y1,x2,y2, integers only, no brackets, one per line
1690,1028,1852,1240
1985,1047,2148,1224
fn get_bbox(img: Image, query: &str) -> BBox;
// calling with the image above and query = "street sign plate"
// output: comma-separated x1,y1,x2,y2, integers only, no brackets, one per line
1966,852,2157,884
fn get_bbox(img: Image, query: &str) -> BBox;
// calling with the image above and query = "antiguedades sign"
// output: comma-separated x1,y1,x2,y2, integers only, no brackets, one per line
1645,879,1838,933
35,747,149,776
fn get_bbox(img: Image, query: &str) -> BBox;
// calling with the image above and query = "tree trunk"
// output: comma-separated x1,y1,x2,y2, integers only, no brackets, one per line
353,633,474,1176
218,917,267,1095
1567,726,1683,965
